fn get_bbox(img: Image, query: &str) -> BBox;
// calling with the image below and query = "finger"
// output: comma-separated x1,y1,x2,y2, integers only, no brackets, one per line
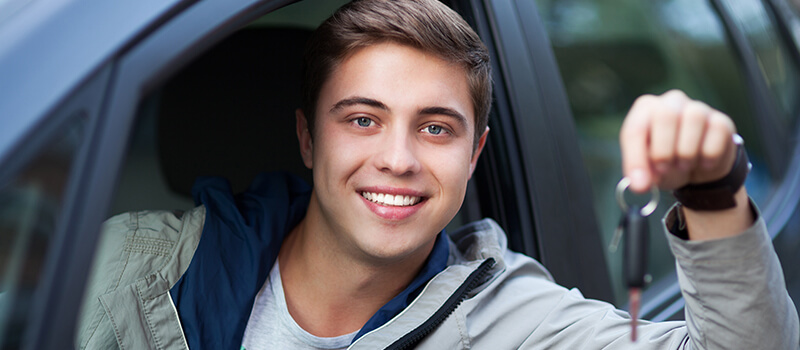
700,111,736,174
649,91,687,175
620,95,656,193
649,108,678,174
675,101,710,171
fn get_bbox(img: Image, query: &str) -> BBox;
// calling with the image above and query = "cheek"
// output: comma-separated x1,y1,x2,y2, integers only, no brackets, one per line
312,132,369,179
422,144,474,187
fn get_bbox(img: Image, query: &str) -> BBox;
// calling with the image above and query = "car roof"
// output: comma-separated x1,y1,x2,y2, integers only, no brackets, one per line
0,0,183,160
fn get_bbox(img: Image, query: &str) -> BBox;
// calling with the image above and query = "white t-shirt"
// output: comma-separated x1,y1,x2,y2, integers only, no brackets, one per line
241,262,358,350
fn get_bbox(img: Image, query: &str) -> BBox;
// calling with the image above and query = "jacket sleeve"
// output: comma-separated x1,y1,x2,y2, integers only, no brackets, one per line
75,207,204,350
663,202,799,349
504,202,799,349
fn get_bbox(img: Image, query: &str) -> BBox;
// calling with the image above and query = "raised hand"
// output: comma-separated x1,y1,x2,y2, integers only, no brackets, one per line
619,89,752,240
620,89,738,194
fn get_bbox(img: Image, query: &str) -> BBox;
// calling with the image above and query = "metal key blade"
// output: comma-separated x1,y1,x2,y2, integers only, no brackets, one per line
629,287,641,342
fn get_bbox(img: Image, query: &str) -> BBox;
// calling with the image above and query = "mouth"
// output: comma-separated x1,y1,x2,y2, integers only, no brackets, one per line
360,191,424,207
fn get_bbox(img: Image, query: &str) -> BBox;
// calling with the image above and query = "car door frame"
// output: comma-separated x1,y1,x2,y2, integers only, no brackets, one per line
450,0,615,303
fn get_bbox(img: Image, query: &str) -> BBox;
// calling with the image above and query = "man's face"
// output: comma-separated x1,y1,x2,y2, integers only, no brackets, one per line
297,42,487,264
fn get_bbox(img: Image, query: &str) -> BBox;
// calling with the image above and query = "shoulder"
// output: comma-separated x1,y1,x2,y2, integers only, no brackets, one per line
91,206,206,294
76,206,205,349
447,218,564,312
426,219,580,348
447,218,555,283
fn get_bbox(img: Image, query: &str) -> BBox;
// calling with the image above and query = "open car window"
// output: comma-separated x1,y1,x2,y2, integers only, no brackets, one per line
534,0,800,318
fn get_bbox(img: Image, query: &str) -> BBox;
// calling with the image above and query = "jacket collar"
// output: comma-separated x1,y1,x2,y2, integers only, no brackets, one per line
170,172,311,349
170,172,451,349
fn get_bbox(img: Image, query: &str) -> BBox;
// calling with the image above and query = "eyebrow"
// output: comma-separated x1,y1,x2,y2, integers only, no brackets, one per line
419,106,468,129
329,96,469,129
330,97,389,113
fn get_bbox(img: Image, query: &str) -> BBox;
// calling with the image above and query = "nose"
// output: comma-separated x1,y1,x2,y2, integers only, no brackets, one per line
375,128,421,176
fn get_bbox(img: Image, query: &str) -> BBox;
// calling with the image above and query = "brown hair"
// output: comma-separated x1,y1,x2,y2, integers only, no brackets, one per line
301,0,492,150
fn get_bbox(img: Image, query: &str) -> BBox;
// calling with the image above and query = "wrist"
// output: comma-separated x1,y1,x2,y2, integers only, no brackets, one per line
682,187,754,241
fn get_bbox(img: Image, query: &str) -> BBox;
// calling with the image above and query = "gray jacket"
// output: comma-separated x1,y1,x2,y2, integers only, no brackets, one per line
77,204,799,349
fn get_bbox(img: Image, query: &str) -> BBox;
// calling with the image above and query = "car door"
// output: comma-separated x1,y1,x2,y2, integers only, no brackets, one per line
0,0,299,348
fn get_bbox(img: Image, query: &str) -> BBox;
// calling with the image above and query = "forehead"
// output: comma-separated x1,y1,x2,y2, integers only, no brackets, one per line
319,42,475,123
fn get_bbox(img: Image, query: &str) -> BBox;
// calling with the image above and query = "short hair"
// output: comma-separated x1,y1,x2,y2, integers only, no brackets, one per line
301,0,492,151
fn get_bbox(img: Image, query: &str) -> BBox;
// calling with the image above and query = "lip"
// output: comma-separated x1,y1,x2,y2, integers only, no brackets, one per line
357,186,427,221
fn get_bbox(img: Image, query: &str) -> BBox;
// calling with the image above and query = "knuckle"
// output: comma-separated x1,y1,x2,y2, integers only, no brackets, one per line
654,107,680,124
702,142,725,159
683,101,710,121
633,94,658,108
708,111,735,132
663,89,688,99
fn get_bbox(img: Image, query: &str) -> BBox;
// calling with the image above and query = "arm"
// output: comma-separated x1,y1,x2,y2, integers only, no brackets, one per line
619,90,799,348
664,199,798,350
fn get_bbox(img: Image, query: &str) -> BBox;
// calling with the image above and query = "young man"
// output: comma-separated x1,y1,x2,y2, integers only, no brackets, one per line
77,0,799,349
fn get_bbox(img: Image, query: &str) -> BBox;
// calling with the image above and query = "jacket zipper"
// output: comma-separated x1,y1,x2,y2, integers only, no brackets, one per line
384,258,496,350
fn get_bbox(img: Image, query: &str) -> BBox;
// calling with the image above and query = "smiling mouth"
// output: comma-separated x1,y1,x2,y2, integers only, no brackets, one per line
361,192,424,207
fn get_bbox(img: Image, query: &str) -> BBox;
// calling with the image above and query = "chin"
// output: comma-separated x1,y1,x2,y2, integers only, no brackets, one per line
354,231,436,263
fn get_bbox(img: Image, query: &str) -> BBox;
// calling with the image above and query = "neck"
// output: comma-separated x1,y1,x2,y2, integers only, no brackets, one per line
278,196,433,337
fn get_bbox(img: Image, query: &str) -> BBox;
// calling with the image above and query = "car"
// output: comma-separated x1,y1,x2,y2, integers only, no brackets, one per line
1,0,799,348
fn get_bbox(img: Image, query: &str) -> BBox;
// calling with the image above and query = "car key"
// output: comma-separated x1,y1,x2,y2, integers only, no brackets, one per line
614,177,658,342
623,204,648,342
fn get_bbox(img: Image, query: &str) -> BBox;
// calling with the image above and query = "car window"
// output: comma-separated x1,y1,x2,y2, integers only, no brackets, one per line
0,116,85,348
720,0,800,127
534,0,778,306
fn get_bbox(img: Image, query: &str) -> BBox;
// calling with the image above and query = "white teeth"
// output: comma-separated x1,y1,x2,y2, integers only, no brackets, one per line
361,192,421,207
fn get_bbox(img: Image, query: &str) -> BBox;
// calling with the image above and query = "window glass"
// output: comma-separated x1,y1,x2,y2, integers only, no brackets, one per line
0,115,85,348
535,0,775,306
721,0,800,127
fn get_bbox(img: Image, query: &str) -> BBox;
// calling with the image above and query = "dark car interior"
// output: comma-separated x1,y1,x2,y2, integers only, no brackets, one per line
111,26,314,215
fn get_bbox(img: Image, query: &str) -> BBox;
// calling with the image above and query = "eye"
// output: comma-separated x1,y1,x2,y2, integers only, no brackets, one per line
423,125,445,135
354,117,372,127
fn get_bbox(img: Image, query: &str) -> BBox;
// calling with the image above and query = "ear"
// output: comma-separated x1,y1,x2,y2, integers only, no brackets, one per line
468,126,489,179
296,108,313,169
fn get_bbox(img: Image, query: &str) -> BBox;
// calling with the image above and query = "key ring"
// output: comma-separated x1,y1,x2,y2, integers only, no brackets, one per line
615,177,659,217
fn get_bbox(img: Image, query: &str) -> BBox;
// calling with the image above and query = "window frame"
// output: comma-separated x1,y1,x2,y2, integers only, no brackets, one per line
1,64,112,349
452,0,615,303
